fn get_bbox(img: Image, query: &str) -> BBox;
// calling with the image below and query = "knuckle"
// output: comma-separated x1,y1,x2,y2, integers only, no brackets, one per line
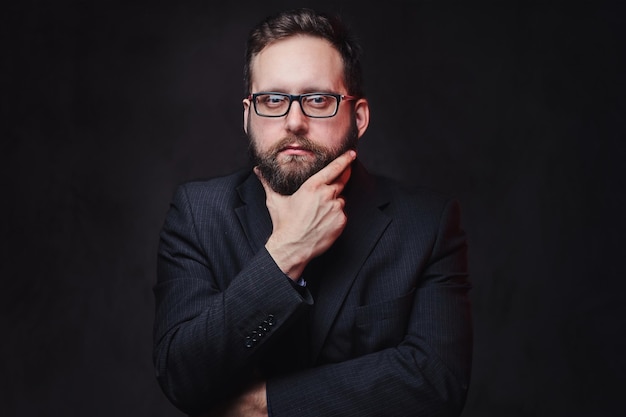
338,214,348,228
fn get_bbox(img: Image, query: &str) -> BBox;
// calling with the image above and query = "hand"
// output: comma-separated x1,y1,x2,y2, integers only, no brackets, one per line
202,380,267,417
255,150,356,279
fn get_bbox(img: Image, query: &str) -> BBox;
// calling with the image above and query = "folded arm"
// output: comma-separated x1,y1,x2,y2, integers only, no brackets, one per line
266,198,472,417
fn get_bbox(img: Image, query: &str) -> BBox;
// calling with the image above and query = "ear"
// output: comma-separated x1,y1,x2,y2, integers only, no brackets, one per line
354,98,370,138
242,98,251,133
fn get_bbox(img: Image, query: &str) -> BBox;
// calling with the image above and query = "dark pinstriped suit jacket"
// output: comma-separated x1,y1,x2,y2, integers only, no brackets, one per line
153,160,472,417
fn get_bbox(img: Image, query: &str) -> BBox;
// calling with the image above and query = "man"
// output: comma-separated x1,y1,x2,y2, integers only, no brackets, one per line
154,8,472,417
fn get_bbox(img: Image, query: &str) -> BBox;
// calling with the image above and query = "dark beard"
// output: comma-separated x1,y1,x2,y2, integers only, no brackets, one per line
249,123,358,195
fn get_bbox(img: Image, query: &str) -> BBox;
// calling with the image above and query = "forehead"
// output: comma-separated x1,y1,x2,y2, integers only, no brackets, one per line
250,35,346,93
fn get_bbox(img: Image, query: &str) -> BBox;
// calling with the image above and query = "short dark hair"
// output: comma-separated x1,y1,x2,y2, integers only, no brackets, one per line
244,8,365,98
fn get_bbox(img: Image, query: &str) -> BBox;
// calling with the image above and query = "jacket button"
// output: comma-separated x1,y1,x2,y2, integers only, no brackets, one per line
244,336,254,348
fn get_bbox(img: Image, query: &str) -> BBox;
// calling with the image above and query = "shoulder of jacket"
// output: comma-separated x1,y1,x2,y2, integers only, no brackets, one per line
179,168,249,192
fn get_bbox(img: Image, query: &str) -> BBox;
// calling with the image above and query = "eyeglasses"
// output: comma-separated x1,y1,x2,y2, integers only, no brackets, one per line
247,92,358,118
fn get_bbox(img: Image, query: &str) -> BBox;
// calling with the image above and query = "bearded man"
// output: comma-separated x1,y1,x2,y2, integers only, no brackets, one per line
153,8,473,417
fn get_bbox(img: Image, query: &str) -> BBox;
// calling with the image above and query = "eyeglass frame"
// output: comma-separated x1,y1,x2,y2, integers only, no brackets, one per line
246,92,359,118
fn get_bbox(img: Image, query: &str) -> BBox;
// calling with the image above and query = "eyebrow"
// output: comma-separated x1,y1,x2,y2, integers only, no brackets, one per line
255,88,341,94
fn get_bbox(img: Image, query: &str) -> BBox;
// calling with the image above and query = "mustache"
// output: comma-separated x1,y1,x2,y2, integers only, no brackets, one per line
268,136,326,156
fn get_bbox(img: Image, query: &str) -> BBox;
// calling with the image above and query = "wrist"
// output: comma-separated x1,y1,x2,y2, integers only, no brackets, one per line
265,238,307,279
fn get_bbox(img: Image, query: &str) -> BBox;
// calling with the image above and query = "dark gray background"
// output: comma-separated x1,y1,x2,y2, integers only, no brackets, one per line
2,1,625,416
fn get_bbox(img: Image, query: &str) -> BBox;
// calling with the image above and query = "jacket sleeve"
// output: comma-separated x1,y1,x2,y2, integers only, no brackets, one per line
266,198,473,417
153,184,313,415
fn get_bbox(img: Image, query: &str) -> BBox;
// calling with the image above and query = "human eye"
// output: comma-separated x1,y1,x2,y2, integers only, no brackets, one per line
304,94,333,109
258,94,288,108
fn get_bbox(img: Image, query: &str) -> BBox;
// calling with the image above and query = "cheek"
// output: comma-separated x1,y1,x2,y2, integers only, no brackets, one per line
248,118,279,149
313,119,351,145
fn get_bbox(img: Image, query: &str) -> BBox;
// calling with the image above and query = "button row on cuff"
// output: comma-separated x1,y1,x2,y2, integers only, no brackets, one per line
244,314,275,348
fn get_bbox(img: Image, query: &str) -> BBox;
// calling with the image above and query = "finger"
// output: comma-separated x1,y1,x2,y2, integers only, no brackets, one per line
336,195,346,210
331,170,349,198
335,162,352,188
313,150,356,185
328,154,353,198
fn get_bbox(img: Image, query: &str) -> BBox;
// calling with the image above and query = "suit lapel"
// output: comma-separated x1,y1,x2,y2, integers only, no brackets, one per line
308,161,391,361
235,172,272,254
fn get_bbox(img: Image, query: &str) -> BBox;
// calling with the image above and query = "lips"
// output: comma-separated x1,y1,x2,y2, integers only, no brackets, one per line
278,141,312,154
280,145,312,156
270,137,320,158
283,144,303,150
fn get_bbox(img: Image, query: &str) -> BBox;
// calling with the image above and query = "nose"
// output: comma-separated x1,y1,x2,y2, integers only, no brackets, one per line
284,99,309,134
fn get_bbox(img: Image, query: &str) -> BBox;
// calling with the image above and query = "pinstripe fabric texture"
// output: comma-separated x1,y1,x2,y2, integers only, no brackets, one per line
153,160,472,416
